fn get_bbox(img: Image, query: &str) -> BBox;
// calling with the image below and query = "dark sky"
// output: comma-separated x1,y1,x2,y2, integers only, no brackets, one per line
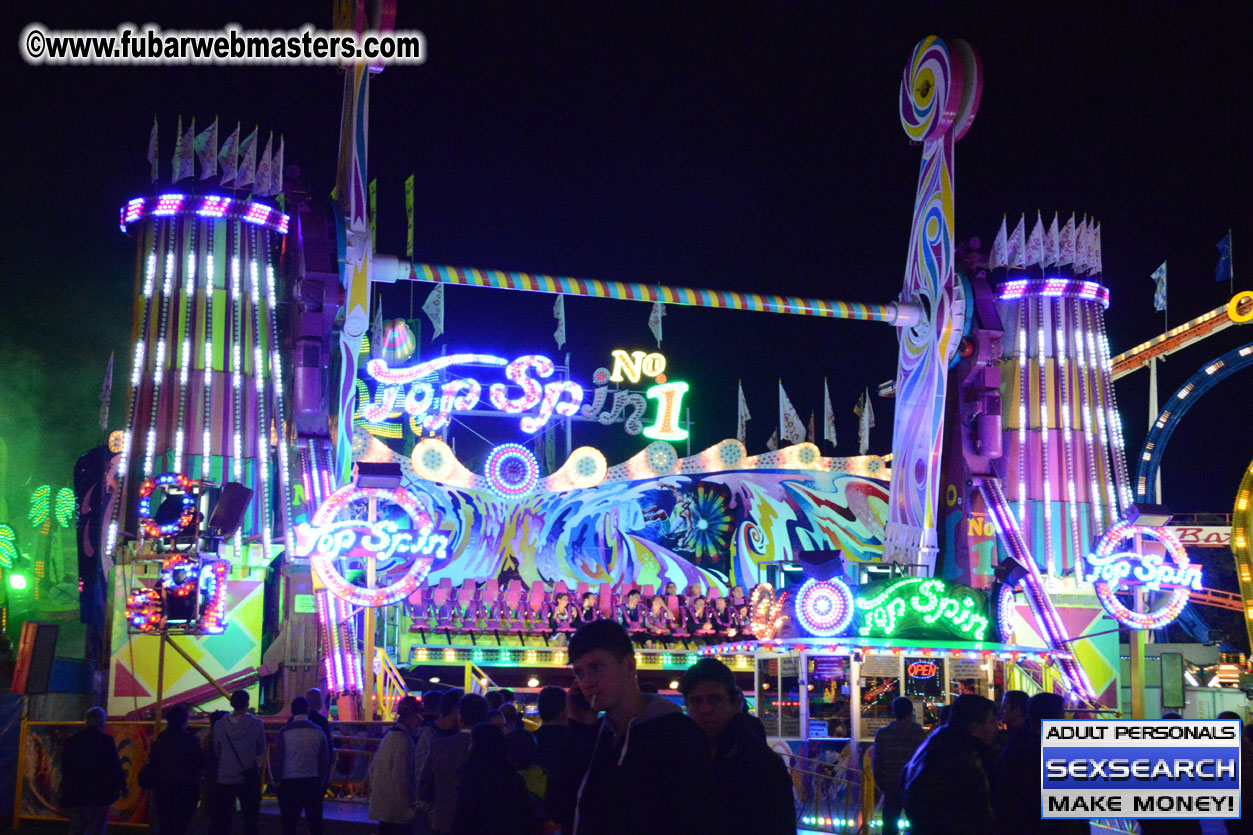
1,2,1250,520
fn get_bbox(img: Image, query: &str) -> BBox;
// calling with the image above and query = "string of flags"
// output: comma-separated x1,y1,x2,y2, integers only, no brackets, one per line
989,212,1102,275
149,115,285,196
736,381,862,453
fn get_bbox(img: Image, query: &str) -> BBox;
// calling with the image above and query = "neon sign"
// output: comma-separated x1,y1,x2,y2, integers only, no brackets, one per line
794,578,855,637
854,577,990,641
1085,522,1197,630
907,660,939,679
297,485,446,608
360,349,689,441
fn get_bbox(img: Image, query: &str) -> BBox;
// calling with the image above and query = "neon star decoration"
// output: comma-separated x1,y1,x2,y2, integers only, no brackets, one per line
1085,522,1197,630
302,485,445,608
854,577,990,640
484,444,540,499
794,578,855,637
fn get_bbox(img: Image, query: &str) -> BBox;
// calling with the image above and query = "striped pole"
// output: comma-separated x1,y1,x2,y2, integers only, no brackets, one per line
371,256,917,325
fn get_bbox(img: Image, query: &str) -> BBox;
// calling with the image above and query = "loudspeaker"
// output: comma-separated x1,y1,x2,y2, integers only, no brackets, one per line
208,482,254,537
355,462,403,489
994,557,1029,588
13,622,59,695
796,549,844,582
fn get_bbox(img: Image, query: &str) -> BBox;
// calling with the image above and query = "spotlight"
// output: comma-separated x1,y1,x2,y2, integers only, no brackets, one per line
668,680,680,690
429,676,440,684
527,677,540,688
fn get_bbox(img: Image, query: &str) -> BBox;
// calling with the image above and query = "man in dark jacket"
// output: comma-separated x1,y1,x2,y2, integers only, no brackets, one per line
682,657,795,834
551,620,718,835
994,693,1087,835
901,694,1000,835
148,704,206,835
60,706,126,835
304,688,336,768
272,697,331,835
872,698,926,835
533,685,568,772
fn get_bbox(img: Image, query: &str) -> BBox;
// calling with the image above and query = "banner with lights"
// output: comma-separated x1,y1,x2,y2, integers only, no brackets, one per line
1084,522,1199,629
356,348,689,442
852,577,990,641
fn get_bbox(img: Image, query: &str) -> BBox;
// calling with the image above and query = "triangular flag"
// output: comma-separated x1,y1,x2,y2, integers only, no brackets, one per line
369,298,384,359
807,411,816,444
1216,231,1233,284
218,123,240,185
1074,216,1090,274
98,351,114,434
147,116,159,183
779,382,806,445
1007,214,1026,268
854,389,876,455
269,135,284,196
405,174,415,259
988,215,1008,270
822,379,837,449
1091,222,1103,276
648,301,665,347
236,127,258,187
1059,213,1077,267
1024,212,1044,267
256,132,274,196
172,116,195,183
1152,262,1167,312
737,382,751,445
1045,212,1061,267
194,117,218,180
423,283,445,341
766,429,779,452
553,294,566,349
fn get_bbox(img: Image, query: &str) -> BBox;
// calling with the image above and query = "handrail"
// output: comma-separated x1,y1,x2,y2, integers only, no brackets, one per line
375,647,408,722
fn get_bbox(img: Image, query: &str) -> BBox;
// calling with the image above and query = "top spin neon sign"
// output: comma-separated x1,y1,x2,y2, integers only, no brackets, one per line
1084,550,1203,593
361,350,689,440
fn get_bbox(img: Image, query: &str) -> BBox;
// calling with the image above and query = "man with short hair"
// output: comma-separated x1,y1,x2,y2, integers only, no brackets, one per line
999,690,1029,735
369,696,424,835
534,685,568,771
901,694,999,835
420,690,442,724
211,690,267,835
993,693,1087,835
304,688,335,778
682,658,795,834
60,706,126,835
272,696,331,835
552,619,717,835
872,697,926,835
418,692,489,835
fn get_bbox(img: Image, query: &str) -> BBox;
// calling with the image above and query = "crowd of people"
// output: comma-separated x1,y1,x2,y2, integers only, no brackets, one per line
58,618,1253,835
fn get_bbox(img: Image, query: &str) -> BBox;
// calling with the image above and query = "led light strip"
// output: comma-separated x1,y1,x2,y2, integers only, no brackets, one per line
1056,303,1083,574
202,228,215,483
119,193,290,235
1083,306,1119,520
229,224,245,556
1017,303,1028,523
172,223,197,474
262,237,294,553
1094,312,1134,512
1037,298,1055,578
248,246,273,561
144,223,178,479
109,229,162,558
1072,301,1105,537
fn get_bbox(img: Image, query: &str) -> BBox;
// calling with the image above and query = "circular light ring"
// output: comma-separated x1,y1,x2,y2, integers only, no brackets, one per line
484,443,540,498
567,447,608,488
643,441,678,475
309,485,439,608
1089,523,1191,630
137,472,198,538
161,553,200,597
411,438,456,482
715,439,745,469
794,578,855,637
995,583,1016,642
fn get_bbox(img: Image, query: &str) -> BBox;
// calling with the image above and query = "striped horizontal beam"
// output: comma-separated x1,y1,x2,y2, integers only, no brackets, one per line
373,256,911,324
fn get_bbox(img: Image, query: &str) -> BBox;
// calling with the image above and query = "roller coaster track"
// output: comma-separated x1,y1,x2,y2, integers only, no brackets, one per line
1189,587,1244,613
1111,293,1252,380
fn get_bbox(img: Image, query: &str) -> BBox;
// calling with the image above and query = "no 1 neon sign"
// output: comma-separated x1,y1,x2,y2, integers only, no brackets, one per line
296,485,448,608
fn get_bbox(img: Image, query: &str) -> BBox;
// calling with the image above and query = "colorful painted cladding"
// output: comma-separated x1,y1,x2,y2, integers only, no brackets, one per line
393,467,890,591
112,209,291,557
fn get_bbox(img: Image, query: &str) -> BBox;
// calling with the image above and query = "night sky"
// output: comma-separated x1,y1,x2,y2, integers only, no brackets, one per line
2,2,1251,527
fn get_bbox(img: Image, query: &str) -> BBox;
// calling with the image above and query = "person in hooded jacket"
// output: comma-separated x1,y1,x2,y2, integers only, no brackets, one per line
550,619,717,835
900,694,1000,835
681,657,795,834
993,692,1087,835
368,696,423,835
451,723,542,835
60,707,127,835
872,698,926,835
147,704,206,835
